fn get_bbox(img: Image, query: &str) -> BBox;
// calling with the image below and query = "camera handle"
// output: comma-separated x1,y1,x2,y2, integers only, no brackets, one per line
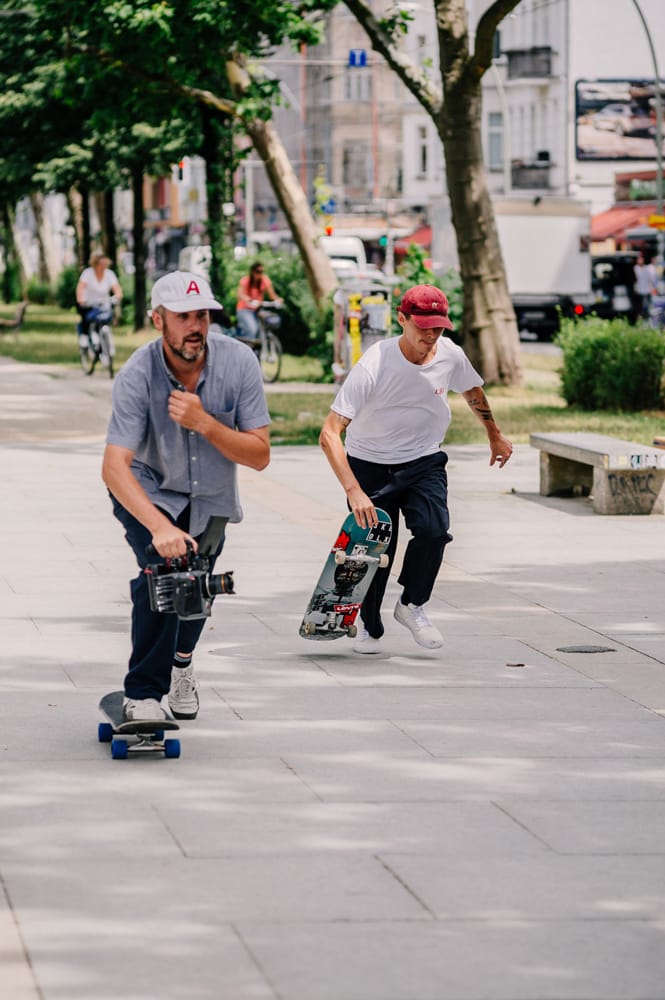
144,516,228,562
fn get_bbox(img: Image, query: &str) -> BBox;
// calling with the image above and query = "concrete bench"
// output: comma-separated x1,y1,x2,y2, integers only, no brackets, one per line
530,432,665,515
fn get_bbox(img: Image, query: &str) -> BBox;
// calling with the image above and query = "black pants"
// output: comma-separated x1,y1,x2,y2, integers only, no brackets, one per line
348,451,452,638
111,497,224,701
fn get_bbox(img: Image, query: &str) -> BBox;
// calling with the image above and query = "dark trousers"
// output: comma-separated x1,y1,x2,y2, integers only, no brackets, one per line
111,497,224,701
348,451,452,638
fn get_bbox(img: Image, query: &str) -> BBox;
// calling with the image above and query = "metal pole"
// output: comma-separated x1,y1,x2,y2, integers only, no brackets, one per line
631,0,664,266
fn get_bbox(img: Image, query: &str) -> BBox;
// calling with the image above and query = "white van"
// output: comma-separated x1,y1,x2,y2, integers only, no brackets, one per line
319,235,368,277
178,245,212,280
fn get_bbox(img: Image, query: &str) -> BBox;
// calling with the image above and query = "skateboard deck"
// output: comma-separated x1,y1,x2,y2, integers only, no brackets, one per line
299,508,392,641
97,691,181,759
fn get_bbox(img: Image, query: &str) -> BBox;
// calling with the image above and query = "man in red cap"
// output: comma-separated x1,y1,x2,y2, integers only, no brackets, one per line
319,283,512,653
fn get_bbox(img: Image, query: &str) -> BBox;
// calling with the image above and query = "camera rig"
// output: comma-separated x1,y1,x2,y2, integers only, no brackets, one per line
144,515,234,620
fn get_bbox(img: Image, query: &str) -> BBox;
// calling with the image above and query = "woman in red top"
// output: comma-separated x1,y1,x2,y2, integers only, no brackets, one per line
236,261,282,338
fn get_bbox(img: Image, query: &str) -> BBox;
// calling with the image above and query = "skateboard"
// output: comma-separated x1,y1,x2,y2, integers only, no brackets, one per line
299,508,392,640
97,691,181,760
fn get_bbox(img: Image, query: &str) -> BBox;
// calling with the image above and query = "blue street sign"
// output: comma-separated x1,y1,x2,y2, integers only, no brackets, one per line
348,49,367,68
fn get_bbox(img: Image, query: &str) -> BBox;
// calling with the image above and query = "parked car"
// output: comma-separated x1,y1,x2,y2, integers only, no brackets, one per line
590,252,640,323
592,103,653,138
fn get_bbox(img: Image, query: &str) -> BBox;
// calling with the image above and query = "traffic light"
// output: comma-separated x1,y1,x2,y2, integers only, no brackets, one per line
178,160,185,180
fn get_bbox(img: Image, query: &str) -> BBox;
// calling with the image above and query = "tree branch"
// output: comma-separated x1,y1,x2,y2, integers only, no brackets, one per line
472,0,522,76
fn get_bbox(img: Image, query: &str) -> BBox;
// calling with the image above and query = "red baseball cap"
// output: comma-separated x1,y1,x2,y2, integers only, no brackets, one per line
398,284,453,330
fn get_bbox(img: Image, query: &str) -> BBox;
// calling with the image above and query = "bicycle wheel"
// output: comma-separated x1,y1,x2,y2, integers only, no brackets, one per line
79,339,97,375
99,325,115,378
259,330,282,383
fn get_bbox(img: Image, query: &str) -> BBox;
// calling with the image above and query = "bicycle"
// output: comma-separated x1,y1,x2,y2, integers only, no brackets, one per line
225,302,283,383
77,299,117,378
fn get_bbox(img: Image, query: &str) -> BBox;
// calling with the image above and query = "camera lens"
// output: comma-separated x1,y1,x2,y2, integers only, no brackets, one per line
206,571,235,596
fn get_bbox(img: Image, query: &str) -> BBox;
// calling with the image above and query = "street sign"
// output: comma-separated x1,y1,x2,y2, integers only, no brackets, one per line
348,49,367,68
648,214,665,229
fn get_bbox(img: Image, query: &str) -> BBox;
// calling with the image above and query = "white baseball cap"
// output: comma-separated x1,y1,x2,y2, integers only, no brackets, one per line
150,270,222,312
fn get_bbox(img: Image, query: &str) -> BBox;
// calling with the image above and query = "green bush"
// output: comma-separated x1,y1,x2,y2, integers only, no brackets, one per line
555,316,665,411
26,278,52,304
55,266,79,310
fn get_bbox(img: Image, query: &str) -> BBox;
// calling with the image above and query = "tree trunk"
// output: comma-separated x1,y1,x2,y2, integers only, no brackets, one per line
439,83,522,385
95,190,118,267
132,165,146,331
1,203,26,301
200,106,230,299
66,186,85,269
225,58,338,308
29,192,59,289
246,116,338,307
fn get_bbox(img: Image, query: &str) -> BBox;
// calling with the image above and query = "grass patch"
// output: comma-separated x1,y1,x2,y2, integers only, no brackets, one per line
268,392,337,445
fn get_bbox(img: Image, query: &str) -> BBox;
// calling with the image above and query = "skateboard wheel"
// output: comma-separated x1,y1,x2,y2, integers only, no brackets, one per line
347,625,358,638
334,550,347,565
153,730,164,741
378,554,389,568
304,622,316,635
98,722,113,743
164,739,181,759
111,738,129,760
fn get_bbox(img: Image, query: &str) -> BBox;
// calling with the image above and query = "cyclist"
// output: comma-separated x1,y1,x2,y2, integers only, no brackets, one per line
76,251,122,345
235,261,282,339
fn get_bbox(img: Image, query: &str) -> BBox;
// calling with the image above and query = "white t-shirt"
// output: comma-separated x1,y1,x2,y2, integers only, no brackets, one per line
79,267,119,307
331,336,483,463
634,263,658,295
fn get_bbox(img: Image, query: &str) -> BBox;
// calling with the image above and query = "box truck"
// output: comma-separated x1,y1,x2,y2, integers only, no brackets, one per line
494,197,595,338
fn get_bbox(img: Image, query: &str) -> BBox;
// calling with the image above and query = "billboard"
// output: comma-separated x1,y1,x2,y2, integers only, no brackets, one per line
575,79,662,161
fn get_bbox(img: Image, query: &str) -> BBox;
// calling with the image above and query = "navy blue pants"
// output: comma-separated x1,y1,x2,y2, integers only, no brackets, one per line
347,451,452,638
111,498,224,701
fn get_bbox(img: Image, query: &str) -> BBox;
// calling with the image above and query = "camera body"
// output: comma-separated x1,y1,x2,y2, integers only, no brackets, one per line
144,516,234,620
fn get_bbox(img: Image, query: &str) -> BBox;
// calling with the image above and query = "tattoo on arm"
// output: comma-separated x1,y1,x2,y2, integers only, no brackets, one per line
465,390,493,422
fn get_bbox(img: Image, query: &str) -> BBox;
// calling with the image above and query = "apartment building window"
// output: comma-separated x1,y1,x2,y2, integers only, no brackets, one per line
344,67,372,102
506,45,552,80
417,126,428,178
487,111,504,171
342,141,370,190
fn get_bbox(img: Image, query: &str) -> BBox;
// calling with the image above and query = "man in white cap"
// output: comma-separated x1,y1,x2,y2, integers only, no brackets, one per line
319,283,512,654
102,271,270,722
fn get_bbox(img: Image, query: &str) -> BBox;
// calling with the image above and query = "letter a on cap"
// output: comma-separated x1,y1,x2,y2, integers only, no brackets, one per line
186,280,201,295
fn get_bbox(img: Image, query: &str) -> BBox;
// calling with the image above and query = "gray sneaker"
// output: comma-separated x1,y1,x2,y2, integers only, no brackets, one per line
394,600,443,649
123,697,166,722
168,664,200,719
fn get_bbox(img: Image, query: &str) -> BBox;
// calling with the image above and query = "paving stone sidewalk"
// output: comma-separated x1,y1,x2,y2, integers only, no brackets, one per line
1,358,664,999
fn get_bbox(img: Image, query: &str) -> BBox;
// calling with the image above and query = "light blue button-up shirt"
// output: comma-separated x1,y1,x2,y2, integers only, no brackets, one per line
106,332,270,534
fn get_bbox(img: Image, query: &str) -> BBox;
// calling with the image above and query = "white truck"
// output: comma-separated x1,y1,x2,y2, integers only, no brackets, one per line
493,197,595,339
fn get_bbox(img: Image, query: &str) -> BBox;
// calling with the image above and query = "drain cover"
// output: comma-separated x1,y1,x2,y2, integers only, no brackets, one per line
556,645,616,653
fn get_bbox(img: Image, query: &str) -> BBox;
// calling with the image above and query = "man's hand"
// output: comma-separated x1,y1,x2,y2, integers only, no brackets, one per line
489,432,513,468
346,485,378,528
168,390,209,434
151,523,197,560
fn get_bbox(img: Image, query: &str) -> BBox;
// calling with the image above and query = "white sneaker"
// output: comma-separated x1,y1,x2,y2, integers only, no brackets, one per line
168,664,200,719
394,600,443,649
352,626,384,654
123,697,166,722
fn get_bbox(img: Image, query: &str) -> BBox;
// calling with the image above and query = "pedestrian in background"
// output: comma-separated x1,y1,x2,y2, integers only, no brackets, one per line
634,253,659,320
76,251,122,342
235,261,282,339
